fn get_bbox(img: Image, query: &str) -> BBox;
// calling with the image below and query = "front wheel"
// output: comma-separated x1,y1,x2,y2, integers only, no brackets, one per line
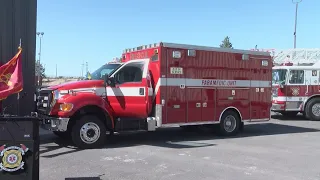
71,115,107,149
218,110,240,136
305,98,320,121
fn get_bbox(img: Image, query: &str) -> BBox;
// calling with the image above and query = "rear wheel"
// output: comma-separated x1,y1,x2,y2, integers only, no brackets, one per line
218,110,240,136
305,98,320,121
71,115,108,149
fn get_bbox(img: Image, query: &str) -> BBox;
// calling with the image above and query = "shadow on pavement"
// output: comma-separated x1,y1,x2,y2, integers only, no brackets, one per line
271,114,309,121
39,134,83,158
65,177,102,180
39,122,320,154
103,122,320,149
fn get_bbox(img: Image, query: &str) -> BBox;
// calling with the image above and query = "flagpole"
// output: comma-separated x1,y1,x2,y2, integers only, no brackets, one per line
17,39,22,115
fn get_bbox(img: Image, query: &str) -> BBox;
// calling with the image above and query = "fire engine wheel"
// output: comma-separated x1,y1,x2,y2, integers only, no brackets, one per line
219,110,240,136
71,115,107,149
306,98,320,121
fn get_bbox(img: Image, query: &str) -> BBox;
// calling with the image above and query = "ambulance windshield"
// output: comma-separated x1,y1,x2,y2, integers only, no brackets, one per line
89,63,122,80
272,69,287,84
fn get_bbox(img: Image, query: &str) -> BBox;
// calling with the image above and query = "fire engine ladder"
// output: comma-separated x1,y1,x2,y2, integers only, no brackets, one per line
273,48,320,66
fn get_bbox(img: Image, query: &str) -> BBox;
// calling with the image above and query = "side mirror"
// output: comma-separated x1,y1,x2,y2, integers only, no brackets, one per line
103,75,115,87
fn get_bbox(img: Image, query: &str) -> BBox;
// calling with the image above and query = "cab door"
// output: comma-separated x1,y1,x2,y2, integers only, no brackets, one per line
145,63,153,116
107,59,151,118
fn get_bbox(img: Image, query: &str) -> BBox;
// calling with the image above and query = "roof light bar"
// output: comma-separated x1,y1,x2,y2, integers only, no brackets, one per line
123,43,160,53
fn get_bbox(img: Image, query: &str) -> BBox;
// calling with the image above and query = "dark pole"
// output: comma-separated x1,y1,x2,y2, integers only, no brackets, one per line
36,32,44,87
292,0,302,49
86,62,88,74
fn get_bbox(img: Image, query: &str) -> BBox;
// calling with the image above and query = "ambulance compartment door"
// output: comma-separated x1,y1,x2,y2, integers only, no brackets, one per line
165,49,187,124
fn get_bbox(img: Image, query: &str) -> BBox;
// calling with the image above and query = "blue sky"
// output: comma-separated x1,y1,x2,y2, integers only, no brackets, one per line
37,0,320,77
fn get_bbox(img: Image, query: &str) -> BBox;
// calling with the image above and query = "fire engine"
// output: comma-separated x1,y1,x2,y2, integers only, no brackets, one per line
35,42,272,149
272,62,320,120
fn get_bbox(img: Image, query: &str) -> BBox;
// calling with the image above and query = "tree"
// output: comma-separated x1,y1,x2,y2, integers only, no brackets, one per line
35,60,46,78
219,36,233,48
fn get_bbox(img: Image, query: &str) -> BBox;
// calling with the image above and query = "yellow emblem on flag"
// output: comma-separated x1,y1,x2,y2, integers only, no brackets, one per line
0,73,12,86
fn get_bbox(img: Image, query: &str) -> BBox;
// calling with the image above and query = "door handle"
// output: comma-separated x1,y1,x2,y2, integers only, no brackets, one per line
139,88,144,95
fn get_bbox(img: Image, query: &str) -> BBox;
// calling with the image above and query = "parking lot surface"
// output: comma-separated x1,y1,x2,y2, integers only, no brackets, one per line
40,115,320,180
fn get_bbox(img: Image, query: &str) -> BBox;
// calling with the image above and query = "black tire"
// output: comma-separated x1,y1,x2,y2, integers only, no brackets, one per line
218,110,240,136
239,122,244,132
281,111,298,117
305,98,320,121
303,111,309,119
53,131,70,139
71,115,107,149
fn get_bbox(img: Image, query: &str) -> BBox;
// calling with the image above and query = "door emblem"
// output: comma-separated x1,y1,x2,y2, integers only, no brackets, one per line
291,87,299,96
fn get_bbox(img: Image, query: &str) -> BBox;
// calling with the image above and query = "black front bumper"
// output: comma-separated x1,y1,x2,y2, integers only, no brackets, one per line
34,113,70,132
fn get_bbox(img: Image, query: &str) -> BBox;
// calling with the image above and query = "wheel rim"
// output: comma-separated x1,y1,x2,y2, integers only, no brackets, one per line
80,122,101,144
223,115,237,133
311,103,320,117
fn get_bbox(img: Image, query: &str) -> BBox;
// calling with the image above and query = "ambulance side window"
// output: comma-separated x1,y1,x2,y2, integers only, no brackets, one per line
114,62,144,84
289,70,304,84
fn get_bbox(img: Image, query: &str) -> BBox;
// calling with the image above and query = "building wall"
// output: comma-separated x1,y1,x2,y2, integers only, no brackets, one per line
0,0,37,115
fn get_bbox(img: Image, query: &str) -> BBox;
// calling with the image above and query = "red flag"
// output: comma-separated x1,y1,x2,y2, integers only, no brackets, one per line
0,47,23,100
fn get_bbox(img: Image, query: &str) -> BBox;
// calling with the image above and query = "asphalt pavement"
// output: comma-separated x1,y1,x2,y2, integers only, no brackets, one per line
39,114,320,180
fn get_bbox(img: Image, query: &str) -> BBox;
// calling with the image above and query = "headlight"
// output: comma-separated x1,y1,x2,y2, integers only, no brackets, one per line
53,90,69,100
53,90,60,100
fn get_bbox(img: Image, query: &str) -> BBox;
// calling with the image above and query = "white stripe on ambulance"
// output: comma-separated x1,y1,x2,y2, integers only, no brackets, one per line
161,78,271,88
70,78,271,97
